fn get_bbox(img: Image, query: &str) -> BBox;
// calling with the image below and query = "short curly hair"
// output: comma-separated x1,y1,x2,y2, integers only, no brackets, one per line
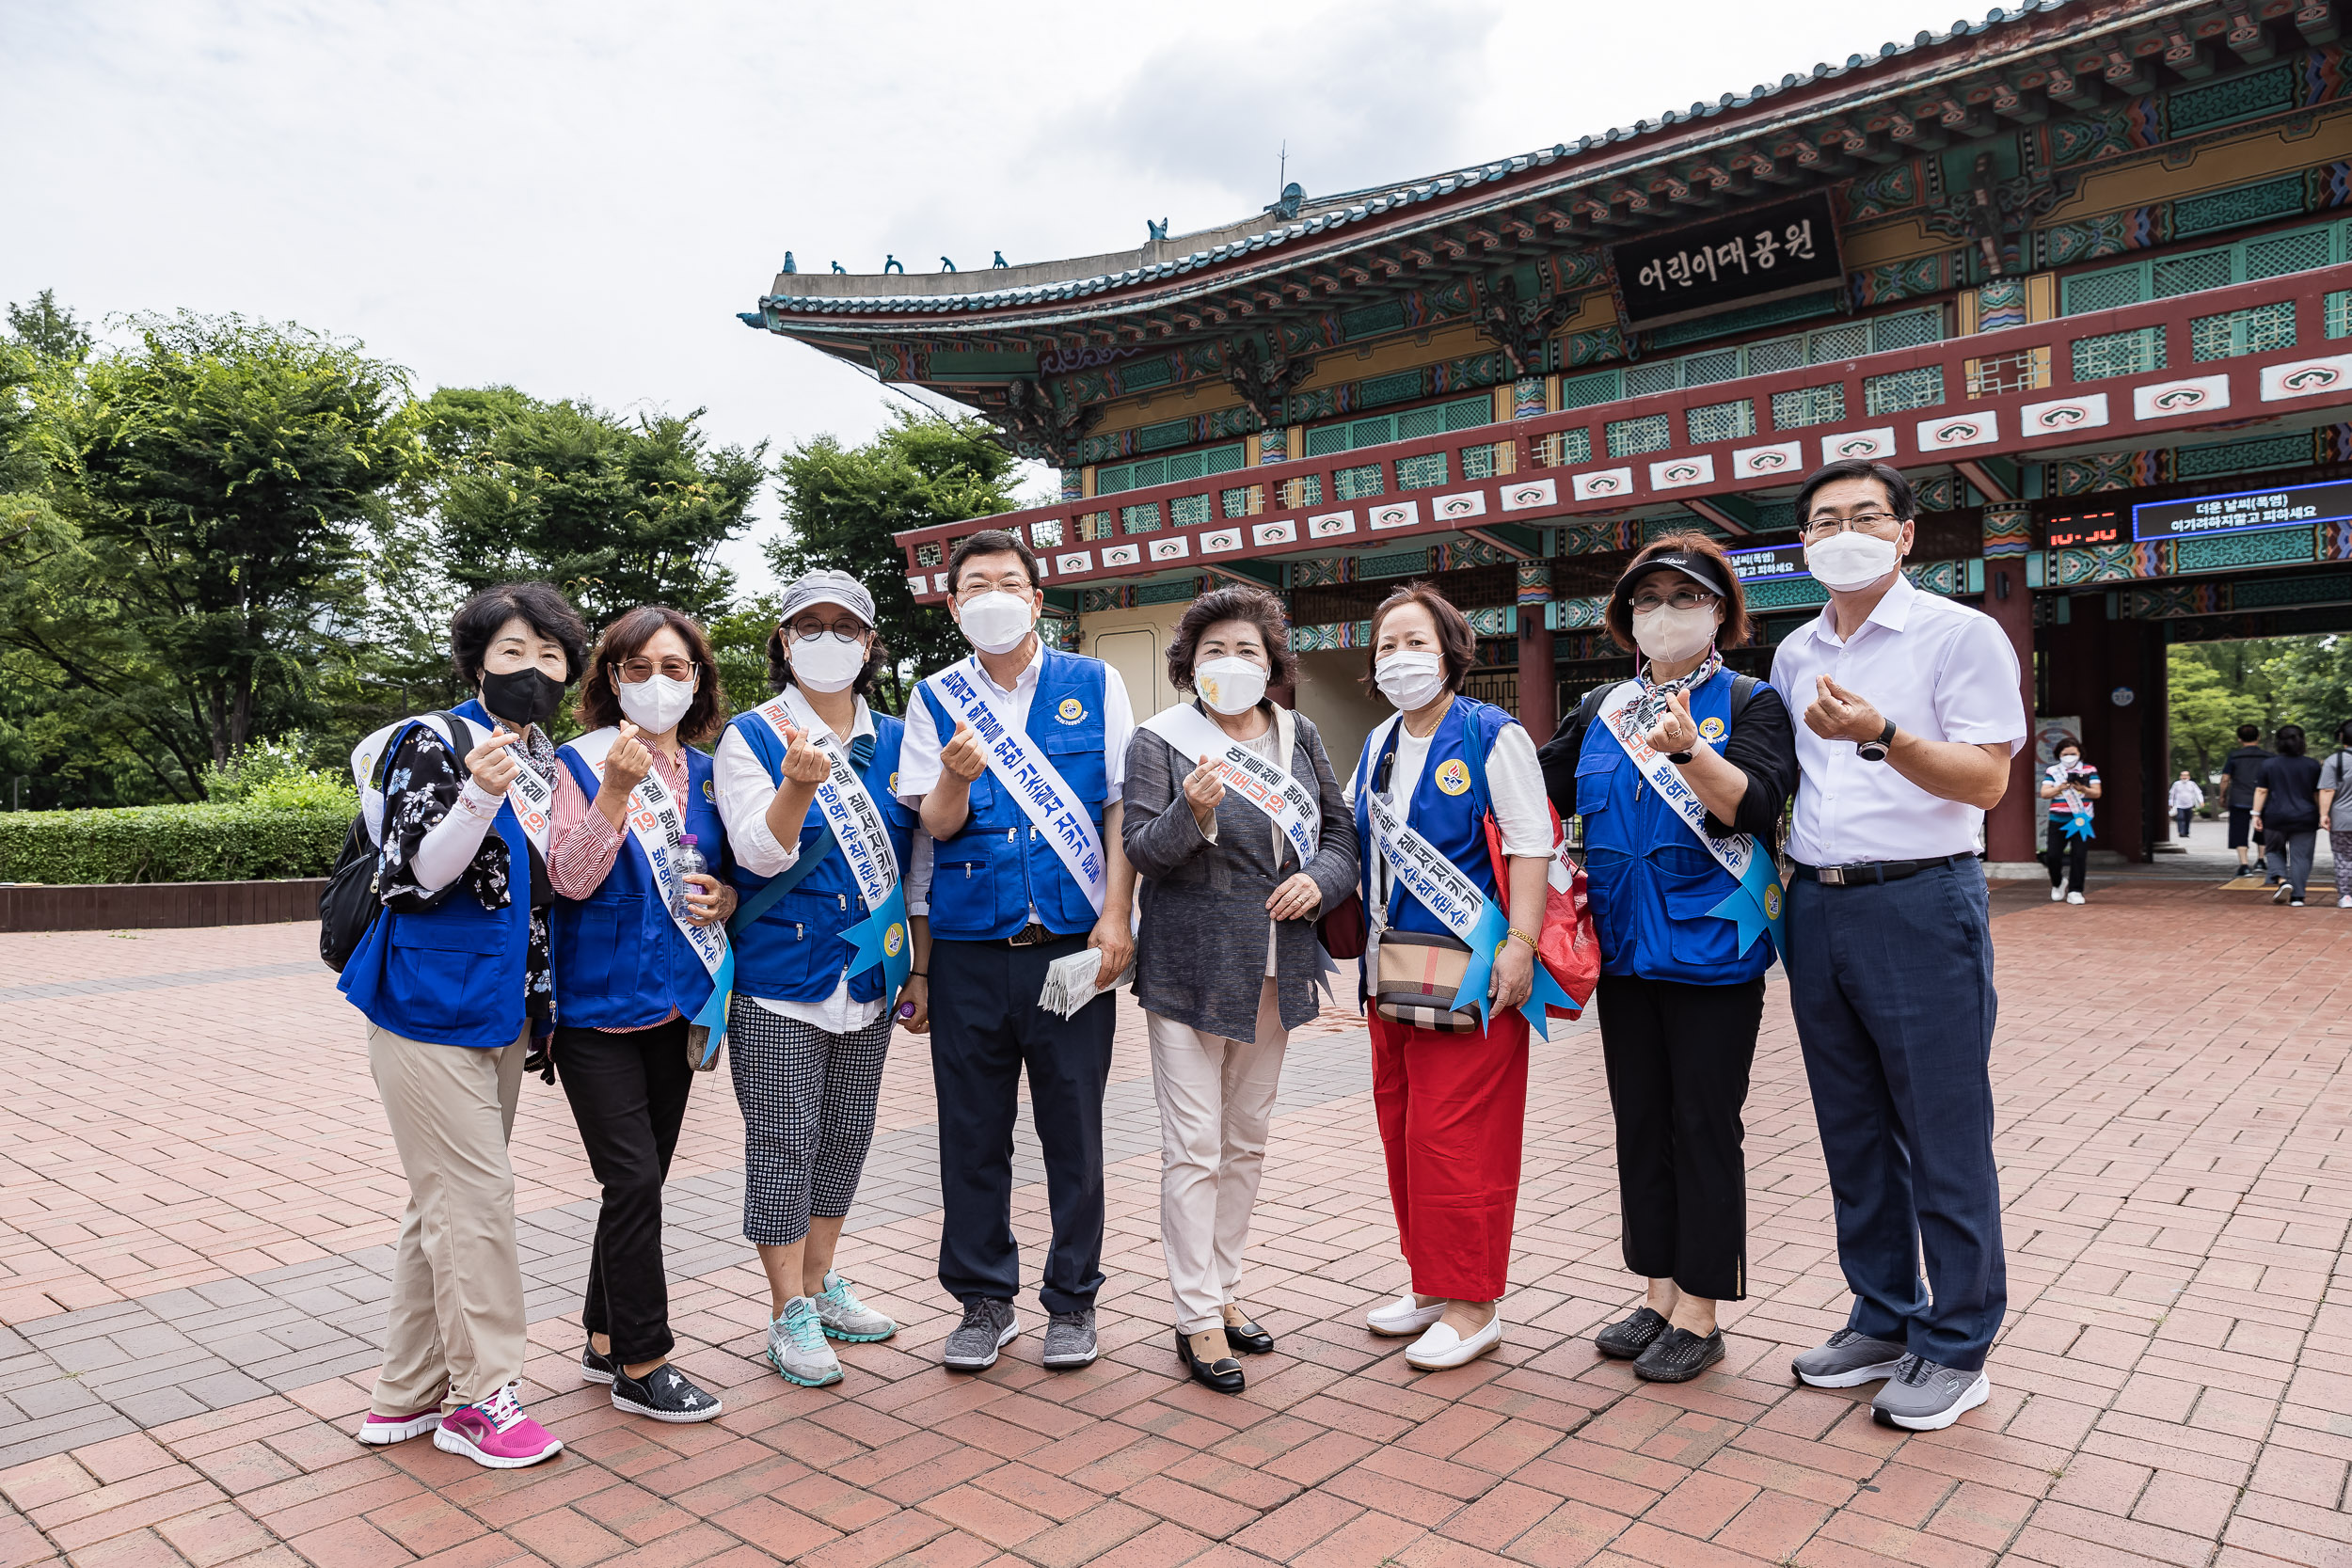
1166,585,1297,695
449,582,590,689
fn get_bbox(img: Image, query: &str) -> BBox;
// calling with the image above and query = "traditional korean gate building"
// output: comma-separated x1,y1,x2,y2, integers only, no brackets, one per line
745,0,2352,868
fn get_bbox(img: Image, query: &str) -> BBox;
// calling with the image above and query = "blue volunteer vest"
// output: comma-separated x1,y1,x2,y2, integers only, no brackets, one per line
1574,666,1774,985
548,742,727,1029
916,651,1111,942
1353,697,1515,941
726,709,916,1003
337,698,538,1049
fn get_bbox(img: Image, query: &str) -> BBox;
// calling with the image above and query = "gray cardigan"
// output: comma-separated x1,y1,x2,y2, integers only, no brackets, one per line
1121,702,1359,1041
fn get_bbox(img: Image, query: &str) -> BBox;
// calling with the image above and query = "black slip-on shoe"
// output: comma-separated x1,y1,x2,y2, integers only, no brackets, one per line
1175,1331,1246,1393
1222,1317,1275,1355
580,1344,617,1386
1595,1306,1669,1360
1633,1326,1725,1383
611,1361,723,1423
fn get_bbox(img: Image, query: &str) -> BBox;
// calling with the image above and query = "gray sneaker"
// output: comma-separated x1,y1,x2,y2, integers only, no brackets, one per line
943,1298,1020,1370
1870,1354,1991,1431
767,1298,842,1387
1041,1307,1099,1369
811,1273,897,1343
1791,1328,1909,1387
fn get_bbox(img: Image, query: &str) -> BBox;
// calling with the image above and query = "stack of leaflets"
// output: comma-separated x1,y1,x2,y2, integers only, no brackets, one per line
1038,946,1135,1019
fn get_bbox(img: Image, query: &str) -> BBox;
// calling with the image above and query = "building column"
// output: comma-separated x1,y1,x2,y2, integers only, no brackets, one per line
1059,468,1082,502
1257,427,1290,466
1511,375,1548,420
1980,503,2039,873
1517,564,1556,739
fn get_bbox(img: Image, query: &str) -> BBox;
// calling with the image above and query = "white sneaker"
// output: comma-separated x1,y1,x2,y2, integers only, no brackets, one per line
2050,883,2065,901
1366,1291,1446,1338
1405,1311,1502,1370
2066,892,2084,905
2339,895,2350,909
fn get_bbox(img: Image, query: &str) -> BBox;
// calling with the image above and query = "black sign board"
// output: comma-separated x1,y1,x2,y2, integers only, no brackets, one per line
2132,478,2352,542
1610,192,1846,332
1724,542,1810,585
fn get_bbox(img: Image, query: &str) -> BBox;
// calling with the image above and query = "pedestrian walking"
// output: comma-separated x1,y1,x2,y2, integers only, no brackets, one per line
2221,724,2272,879
1537,535,1797,1385
901,529,1136,1373
1120,585,1358,1394
2169,772,2203,840
1771,460,2026,1433
2254,724,2322,907
2038,736,2099,905
2318,724,2352,908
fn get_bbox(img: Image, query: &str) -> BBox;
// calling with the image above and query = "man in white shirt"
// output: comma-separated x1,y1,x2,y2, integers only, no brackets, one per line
2169,771,2204,839
1770,459,2026,1433
898,529,1137,1376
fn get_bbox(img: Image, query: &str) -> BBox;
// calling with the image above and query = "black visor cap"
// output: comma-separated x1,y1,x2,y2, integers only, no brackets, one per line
1610,551,1732,623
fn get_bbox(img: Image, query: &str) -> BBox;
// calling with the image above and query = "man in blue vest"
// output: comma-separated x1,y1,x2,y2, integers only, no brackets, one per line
899,528,1137,1371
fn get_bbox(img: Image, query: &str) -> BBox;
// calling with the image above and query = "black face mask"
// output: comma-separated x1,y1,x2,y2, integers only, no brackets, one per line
480,666,566,727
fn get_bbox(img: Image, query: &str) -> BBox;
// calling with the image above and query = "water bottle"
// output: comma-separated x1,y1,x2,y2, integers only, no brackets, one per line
672,833,707,923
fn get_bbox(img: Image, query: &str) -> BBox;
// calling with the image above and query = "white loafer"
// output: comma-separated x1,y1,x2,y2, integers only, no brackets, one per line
1366,1291,1447,1338
1406,1311,1502,1370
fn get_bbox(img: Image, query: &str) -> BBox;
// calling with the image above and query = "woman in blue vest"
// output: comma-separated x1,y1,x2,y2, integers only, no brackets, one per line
1354,582,1557,1374
337,582,587,1469
713,570,922,1390
1535,534,1798,1385
547,605,736,1423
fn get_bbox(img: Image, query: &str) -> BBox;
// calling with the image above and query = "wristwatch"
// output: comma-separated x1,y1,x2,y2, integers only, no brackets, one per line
1665,747,1694,764
1856,718,1898,763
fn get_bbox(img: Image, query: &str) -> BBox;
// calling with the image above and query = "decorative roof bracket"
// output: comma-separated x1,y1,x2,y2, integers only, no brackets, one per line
1223,337,1315,428
987,378,1100,468
1475,275,1575,379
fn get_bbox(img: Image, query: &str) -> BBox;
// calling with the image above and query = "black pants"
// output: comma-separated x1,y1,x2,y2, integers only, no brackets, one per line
554,1019,692,1363
1595,973,1762,1302
930,933,1114,1314
2045,818,2089,894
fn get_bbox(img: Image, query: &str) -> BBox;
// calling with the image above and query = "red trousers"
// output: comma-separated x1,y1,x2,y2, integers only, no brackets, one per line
1369,1009,1529,1301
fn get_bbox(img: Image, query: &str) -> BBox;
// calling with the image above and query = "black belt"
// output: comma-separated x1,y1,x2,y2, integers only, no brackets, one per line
1790,853,1973,887
1006,922,1058,946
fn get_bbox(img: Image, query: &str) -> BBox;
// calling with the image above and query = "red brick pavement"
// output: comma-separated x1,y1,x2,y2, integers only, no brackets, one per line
2,882,2349,1566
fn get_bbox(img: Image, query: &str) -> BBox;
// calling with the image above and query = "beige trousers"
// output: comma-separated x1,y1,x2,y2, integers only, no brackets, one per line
367,1023,530,1416
1149,981,1288,1335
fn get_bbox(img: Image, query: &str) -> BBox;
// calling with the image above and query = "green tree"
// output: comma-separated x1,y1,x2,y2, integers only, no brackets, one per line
768,411,1023,714
416,388,766,631
2168,647,2245,781
6,291,93,365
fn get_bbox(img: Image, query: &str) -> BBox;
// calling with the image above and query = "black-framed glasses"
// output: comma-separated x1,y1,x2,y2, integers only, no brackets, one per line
1629,588,1718,613
788,615,868,642
1799,511,1903,540
615,657,698,684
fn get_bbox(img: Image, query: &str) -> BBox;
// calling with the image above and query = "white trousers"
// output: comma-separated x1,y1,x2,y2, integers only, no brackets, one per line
1149,981,1288,1335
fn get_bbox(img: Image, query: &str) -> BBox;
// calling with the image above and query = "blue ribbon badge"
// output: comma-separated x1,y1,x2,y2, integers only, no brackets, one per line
1443,898,1512,1031
839,882,914,1001
1704,853,1788,961
689,946,735,1069
2061,810,2094,842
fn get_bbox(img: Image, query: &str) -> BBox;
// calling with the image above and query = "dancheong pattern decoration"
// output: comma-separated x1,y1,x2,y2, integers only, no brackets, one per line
2048,450,2173,495
1546,251,1610,294
1851,253,1958,309
1982,505,2034,560
1439,538,1518,571
1905,560,1970,596
2125,581,2233,619
2030,98,2165,172
1517,562,1553,604
2052,542,2171,587
1836,159,1935,225
1563,326,1626,369
1555,518,1641,555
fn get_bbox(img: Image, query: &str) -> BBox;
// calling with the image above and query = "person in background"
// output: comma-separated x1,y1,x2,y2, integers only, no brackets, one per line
1121,585,1358,1395
2169,771,2203,841
2038,736,2099,906
1770,460,2026,1433
1353,582,1553,1374
547,606,736,1424
337,582,588,1469
902,530,1137,1375
715,571,924,1388
2220,724,2272,879
1537,535,1797,1385
2318,723,2352,909
2253,723,2322,907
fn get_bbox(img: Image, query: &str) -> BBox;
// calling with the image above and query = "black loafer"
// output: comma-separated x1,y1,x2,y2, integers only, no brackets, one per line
1221,1317,1275,1355
1174,1331,1245,1394
611,1361,724,1422
1595,1307,1668,1360
580,1343,618,1385
1632,1326,1724,1384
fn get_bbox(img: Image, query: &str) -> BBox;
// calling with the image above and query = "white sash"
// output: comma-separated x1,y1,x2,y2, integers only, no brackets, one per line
747,698,901,906
1141,703,1318,867
563,729,728,986
350,711,549,857
923,663,1107,916
1594,680,1765,889
1359,715,1500,949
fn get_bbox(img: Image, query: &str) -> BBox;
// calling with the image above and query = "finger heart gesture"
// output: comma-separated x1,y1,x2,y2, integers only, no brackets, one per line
1645,689,1699,757
782,724,831,784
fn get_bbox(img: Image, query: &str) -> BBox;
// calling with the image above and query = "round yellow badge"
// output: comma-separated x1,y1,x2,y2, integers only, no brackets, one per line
1698,716,1725,741
1057,697,1085,723
1764,883,1783,918
1435,758,1471,796
702,778,716,801
889,770,899,794
883,922,906,957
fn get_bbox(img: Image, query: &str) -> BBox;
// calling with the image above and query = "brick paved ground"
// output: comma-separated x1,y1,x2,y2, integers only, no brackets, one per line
0,880,2347,1567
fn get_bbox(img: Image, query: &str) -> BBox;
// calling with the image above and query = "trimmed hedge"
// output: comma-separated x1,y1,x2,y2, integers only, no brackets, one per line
0,803,351,885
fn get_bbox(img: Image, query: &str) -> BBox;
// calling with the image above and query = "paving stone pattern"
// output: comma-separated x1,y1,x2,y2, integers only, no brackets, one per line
0,888,2348,1567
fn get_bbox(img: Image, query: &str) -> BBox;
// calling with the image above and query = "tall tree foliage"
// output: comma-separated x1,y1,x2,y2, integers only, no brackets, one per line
769,411,1023,714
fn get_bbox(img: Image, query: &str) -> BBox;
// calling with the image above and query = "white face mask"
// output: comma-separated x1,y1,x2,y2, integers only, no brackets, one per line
1375,650,1447,711
1804,529,1905,592
954,591,1036,656
1631,603,1719,665
615,673,694,735
789,634,866,693
1195,656,1268,716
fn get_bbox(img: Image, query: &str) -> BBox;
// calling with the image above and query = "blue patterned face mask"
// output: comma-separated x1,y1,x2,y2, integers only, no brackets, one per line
1631,650,1722,733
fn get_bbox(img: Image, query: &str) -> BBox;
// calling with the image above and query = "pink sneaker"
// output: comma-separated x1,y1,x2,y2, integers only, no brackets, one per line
355,1404,441,1445
430,1385,562,1468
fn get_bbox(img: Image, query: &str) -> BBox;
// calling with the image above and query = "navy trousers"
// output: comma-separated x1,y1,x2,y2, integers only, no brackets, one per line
930,932,1115,1314
1786,862,2006,1371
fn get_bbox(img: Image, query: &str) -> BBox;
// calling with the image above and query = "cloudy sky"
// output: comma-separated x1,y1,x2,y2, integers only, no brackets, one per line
4,0,1947,590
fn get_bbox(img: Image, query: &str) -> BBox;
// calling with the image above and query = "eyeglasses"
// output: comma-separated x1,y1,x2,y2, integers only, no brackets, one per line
788,615,867,642
1799,511,1904,540
954,575,1033,599
1629,588,1718,614
615,657,698,685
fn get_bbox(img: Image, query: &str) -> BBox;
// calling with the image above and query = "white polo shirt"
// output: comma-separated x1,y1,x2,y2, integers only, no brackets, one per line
1772,573,2027,866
